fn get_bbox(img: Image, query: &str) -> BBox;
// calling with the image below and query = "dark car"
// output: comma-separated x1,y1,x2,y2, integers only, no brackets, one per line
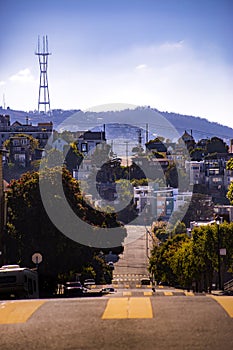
140,278,151,285
64,281,84,297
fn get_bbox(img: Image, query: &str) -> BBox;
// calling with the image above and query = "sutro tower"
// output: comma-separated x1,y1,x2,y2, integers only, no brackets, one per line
35,35,51,114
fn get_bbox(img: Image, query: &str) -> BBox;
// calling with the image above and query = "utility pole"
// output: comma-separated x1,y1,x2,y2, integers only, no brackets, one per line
124,141,130,180
0,149,8,266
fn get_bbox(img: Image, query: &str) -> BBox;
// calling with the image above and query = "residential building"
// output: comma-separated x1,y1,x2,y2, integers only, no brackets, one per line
0,114,53,148
52,138,68,153
9,135,33,167
185,161,205,185
214,205,233,222
134,184,192,221
76,130,106,155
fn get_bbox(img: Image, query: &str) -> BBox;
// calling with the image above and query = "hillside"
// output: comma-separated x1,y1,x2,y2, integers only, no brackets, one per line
0,106,232,144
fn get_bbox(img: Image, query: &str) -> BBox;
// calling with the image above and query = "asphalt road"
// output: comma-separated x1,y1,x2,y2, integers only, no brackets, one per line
0,294,233,350
113,224,151,278
1,226,232,350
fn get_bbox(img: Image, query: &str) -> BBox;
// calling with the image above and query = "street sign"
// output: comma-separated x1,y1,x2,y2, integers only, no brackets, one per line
32,252,43,265
220,248,226,256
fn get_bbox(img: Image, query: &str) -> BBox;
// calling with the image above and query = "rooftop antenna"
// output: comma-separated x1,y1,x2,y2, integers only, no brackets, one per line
2,94,6,110
35,35,51,114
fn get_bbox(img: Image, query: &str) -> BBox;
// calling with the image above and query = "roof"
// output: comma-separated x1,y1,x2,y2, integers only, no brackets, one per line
80,131,106,141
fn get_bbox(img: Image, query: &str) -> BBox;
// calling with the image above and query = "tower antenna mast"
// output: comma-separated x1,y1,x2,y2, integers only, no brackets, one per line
35,35,51,114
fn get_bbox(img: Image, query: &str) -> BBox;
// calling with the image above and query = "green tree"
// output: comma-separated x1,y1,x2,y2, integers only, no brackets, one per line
227,182,233,204
149,222,233,292
5,167,126,295
171,220,187,236
206,137,228,154
64,142,83,173
149,233,189,286
151,221,168,242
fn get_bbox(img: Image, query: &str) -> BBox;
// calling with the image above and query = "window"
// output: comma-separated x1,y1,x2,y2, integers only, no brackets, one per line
212,178,222,183
81,143,88,152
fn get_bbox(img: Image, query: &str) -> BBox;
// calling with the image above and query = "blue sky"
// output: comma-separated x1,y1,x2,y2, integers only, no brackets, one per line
0,0,232,127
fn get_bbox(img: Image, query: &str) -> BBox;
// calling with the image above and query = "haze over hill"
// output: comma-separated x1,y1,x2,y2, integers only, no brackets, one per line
0,106,232,144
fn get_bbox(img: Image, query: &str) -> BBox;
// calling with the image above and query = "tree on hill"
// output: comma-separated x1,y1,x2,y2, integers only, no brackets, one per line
227,183,233,205
226,158,233,204
206,137,228,154
64,142,83,173
190,148,206,161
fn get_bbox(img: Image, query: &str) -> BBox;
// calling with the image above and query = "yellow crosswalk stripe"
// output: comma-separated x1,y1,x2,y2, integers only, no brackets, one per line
123,291,132,296
184,291,194,296
210,296,233,317
0,300,45,324
164,292,173,296
144,291,152,296
102,297,153,319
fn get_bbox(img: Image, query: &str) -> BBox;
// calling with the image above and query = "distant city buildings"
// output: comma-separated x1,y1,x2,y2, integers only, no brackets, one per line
1,112,233,226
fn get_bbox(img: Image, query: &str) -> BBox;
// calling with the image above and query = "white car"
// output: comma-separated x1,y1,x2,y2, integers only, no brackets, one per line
83,279,96,287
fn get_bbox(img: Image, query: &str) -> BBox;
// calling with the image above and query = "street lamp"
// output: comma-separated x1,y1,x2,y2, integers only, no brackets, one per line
215,216,221,290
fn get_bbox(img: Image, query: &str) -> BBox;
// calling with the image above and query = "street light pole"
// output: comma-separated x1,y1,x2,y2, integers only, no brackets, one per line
217,221,221,290
0,148,8,266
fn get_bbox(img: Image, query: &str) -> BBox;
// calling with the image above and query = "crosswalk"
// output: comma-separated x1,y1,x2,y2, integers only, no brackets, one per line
101,295,233,320
112,273,150,284
1,295,233,325
108,290,203,297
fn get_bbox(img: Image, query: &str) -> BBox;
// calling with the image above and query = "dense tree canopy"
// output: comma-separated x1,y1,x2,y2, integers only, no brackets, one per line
5,167,126,295
149,222,233,292
226,158,233,204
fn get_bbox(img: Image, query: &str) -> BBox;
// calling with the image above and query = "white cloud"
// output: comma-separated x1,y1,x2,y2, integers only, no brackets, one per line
135,64,147,70
159,40,185,51
0,81,5,86
9,68,36,82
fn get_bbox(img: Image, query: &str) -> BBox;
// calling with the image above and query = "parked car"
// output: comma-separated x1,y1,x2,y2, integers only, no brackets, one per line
64,281,84,297
140,278,151,285
83,279,96,287
107,262,114,270
101,287,116,294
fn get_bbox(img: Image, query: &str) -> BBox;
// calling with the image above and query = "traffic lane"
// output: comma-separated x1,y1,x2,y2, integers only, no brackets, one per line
0,297,109,350
0,296,233,350
150,296,233,349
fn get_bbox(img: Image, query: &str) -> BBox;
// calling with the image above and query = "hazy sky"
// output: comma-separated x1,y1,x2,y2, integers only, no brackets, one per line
0,0,232,127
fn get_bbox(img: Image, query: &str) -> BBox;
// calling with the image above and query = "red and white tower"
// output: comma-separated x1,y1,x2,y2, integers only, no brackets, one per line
35,35,51,114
